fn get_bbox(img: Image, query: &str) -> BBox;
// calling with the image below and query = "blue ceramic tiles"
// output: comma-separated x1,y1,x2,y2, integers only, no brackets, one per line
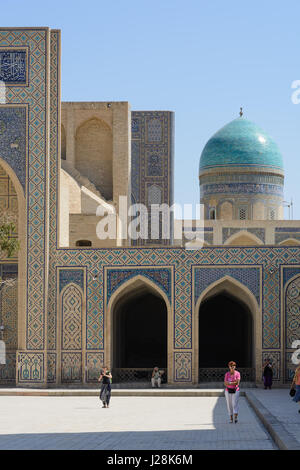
0,106,26,191
0,50,27,84
200,117,283,171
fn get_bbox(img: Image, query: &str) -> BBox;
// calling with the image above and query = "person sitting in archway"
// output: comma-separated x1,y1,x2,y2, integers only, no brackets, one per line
151,367,164,388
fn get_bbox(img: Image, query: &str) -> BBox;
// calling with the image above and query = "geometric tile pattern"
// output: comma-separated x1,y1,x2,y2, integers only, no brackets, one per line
17,352,44,383
262,351,280,381
61,284,82,350
131,111,174,246
0,352,16,383
52,246,300,381
263,265,280,349
282,267,300,287
285,275,300,349
59,269,84,293
61,352,82,383
202,182,283,197
47,353,56,383
174,352,192,381
194,266,261,306
86,352,104,382
0,107,26,191
106,267,172,304
47,30,60,353
285,351,298,382
0,29,49,351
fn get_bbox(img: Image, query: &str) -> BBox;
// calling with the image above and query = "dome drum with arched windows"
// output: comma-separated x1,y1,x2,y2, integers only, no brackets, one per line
199,115,284,221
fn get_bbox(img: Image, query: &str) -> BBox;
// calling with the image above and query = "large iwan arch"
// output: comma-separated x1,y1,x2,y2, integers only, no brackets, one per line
193,276,260,383
0,158,26,384
105,275,173,381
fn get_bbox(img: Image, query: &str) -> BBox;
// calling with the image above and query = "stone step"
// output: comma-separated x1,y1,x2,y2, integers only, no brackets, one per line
0,388,251,397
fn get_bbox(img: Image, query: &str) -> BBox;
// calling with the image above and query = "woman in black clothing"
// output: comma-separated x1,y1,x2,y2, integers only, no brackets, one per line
263,358,273,390
98,366,112,408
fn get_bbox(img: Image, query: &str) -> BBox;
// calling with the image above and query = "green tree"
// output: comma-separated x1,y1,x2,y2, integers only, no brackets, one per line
0,222,19,258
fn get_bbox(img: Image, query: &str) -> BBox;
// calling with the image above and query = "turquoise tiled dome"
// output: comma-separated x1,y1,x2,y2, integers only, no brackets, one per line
199,117,283,172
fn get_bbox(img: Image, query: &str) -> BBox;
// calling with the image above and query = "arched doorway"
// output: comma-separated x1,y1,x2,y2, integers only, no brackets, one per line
106,276,170,383
113,291,167,368
196,277,256,383
199,292,253,368
0,160,25,385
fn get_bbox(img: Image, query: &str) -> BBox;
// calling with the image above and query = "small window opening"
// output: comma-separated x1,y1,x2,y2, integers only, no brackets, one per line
76,240,92,247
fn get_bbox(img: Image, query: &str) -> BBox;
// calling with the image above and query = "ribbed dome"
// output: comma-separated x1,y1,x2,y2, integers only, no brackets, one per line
199,117,283,173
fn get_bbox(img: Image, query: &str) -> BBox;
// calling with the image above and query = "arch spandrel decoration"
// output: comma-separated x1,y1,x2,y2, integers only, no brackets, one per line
193,266,261,308
106,267,172,306
224,230,264,246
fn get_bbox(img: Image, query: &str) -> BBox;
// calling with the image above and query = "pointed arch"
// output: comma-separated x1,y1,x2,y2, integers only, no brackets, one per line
75,117,113,200
0,157,26,355
105,274,172,379
193,275,260,383
224,230,264,246
185,239,211,249
283,273,300,382
279,238,300,246
195,275,260,314
75,116,112,135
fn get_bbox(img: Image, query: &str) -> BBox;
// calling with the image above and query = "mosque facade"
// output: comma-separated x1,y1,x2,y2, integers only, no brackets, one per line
0,28,299,387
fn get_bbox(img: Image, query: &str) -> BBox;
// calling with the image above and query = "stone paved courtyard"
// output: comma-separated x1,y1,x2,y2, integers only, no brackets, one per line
0,394,278,450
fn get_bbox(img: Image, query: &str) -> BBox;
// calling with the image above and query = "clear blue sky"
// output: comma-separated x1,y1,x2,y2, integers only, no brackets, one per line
2,0,300,219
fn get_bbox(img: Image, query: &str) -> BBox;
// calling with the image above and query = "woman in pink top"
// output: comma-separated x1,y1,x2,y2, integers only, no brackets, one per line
291,365,300,412
224,361,241,423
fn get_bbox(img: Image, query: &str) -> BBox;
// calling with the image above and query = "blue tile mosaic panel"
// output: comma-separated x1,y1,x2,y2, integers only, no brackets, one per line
194,266,261,306
0,106,26,191
106,267,172,304
59,268,84,293
131,111,174,245
0,49,27,84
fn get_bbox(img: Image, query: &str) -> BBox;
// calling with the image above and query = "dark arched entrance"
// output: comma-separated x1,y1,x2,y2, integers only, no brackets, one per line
113,290,167,368
199,292,253,373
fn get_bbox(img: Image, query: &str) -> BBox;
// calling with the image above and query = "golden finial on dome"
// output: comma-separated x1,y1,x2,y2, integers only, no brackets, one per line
239,107,243,117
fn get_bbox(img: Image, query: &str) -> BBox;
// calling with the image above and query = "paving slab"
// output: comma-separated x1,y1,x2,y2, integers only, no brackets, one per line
0,395,277,450
245,389,300,450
